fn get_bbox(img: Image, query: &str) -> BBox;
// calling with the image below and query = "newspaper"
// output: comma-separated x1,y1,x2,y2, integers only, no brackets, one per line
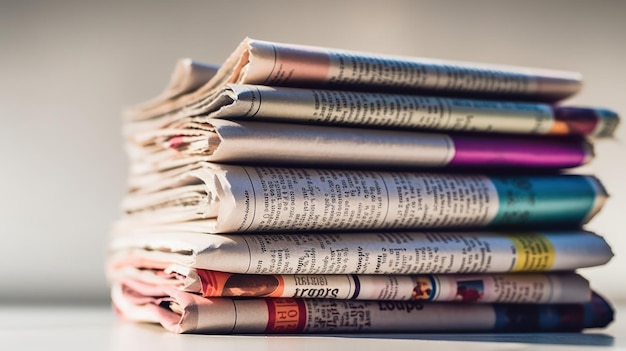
121,164,607,232
111,279,614,334
142,59,219,108
126,37,583,124
108,259,591,303
183,85,618,138
126,119,594,175
108,230,613,275
112,37,617,335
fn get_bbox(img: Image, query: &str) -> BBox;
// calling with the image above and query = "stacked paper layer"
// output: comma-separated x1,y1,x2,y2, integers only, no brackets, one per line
108,38,619,334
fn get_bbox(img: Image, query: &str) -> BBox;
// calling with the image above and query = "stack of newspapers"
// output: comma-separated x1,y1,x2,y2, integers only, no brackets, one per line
108,38,620,334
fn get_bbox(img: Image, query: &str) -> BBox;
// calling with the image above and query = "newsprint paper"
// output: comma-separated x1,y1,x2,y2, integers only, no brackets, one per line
108,259,592,303
126,119,594,175
108,230,613,275
127,37,583,123
111,281,614,334
121,164,607,233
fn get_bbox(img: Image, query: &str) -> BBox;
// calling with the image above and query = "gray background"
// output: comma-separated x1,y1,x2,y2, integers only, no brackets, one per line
1,0,624,304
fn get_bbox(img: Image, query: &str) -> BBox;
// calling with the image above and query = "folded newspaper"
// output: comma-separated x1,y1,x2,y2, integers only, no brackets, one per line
126,119,595,174
112,279,614,334
108,259,592,303
121,164,606,232
108,230,613,275
124,38,619,138
127,82,619,138
127,37,585,123
194,85,619,137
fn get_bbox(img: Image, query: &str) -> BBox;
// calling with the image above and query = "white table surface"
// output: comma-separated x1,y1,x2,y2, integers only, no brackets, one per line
1,303,624,351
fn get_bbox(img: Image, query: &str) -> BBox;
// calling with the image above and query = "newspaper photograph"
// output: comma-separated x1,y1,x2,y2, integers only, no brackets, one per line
108,230,613,275
122,164,607,232
108,259,591,303
126,119,594,172
111,279,614,334
126,38,583,122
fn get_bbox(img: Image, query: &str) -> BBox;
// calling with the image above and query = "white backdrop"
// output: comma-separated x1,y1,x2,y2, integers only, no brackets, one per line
1,0,624,304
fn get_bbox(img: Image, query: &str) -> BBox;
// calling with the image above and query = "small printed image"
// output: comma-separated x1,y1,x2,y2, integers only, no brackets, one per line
455,279,485,302
222,274,280,297
411,276,435,300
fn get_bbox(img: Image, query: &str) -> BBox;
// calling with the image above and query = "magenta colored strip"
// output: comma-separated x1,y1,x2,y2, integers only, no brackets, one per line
450,136,588,168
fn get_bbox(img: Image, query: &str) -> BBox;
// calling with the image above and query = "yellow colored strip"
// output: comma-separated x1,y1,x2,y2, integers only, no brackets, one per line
508,234,555,271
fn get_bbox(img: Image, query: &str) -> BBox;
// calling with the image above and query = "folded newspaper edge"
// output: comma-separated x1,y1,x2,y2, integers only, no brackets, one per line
111,279,614,334
121,164,607,233
126,119,594,171
107,230,613,275
107,258,592,303
138,59,220,110
125,37,583,121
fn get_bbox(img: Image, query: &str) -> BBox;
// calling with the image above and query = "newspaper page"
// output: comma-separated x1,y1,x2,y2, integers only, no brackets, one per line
121,164,607,232
138,59,219,110
194,84,619,138
108,259,591,303
111,280,614,334
125,37,583,122
108,230,613,275
126,119,593,173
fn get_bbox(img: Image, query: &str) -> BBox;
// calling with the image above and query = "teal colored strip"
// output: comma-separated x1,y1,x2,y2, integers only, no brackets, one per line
491,175,597,227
